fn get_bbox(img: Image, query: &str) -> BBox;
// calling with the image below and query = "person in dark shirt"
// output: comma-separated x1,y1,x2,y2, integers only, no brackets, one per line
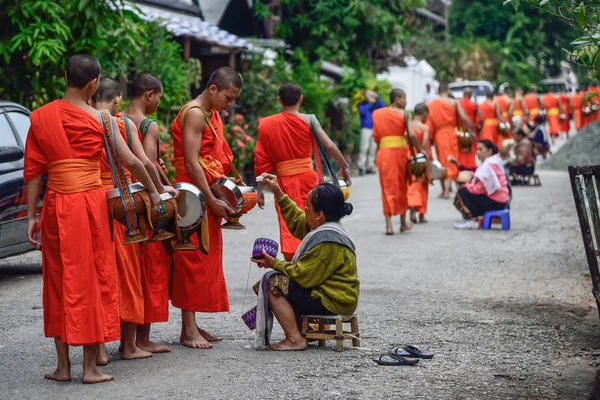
357,90,385,175
529,115,550,159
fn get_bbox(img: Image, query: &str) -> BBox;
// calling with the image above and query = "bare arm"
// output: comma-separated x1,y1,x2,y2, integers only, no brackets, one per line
406,120,423,154
143,121,159,163
509,100,515,118
26,175,42,249
317,124,351,185
182,108,234,218
557,97,566,114
495,104,505,123
421,125,430,149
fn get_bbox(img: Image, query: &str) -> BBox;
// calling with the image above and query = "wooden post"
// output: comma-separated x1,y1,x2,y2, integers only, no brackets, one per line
184,37,191,62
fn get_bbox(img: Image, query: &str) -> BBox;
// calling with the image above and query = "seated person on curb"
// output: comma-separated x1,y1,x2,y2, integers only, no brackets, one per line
508,129,535,184
252,173,359,351
453,140,510,230
529,115,550,159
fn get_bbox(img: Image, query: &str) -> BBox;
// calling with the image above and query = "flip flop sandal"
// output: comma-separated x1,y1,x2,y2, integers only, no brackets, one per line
373,353,420,366
394,345,434,359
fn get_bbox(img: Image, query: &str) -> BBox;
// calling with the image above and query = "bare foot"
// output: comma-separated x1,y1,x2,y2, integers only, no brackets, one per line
269,338,308,351
96,345,110,366
419,214,428,223
121,346,153,360
197,327,223,342
400,222,413,233
136,340,171,353
180,330,212,349
82,370,114,384
44,368,71,382
410,209,417,224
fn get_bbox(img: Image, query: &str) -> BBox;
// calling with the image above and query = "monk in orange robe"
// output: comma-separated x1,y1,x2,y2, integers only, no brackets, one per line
590,85,600,122
427,84,474,199
90,77,176,362
524,86,542,123
171,67,242,349
255,82,350,260
494,92,512,149
558,88,571,137
458,88,479,171
541,88,564,142
479,91,504,146
570,88,584,131
407,103,431,224
510,88,526,129
24,55,158,384
120,72,172,354
373,89,422,234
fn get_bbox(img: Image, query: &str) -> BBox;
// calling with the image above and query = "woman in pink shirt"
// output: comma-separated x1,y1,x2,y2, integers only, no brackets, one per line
453,140,510,229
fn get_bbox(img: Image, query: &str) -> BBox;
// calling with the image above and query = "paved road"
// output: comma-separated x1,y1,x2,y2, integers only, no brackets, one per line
0,169,597,399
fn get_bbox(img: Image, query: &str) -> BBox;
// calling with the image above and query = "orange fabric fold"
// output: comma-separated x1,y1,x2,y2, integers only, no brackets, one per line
275,158,313,177
174,155,224,183
426,99,460,181
407,125,430,214
47,159,102,193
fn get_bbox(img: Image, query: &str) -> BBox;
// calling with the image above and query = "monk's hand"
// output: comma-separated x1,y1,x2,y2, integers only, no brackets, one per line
338,167,352,187
27,218,41,250
158,158,167,172
163,186,179,198
227,176,242,185
208,197,235,219
149,191,162,210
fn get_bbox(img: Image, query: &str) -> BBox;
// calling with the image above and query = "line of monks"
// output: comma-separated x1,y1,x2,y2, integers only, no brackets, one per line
370,83,600,234
24,54,353,384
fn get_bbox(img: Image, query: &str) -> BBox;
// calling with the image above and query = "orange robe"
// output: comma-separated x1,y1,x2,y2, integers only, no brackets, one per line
171,103,231,312
24,100,120,345
570,93,584,131
479,102,499,145
372,108,410,216
494,95,512,148
407,124,430,214
591,87,600,122
524,93,541,123
542,94,560,137
426,99,460,180
513,98,525,128
559,93,570,132
458,98,478,171
254,113,318,259
99,118,144,325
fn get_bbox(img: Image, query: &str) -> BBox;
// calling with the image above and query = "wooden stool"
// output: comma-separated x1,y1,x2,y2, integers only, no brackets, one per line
300,315,359,352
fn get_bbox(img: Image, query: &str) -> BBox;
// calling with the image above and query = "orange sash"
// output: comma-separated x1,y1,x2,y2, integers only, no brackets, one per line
275,158,313,177
483,119,499,127
174,155,224,183
47,159,102,193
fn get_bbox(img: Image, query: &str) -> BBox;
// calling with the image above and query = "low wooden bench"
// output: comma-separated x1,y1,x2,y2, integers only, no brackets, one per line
515,174,542,186
300,315,359,352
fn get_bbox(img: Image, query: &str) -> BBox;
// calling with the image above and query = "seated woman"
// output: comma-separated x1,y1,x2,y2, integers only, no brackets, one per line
529,115,550,159
453,140,510,230
509,129,535,184
252,174,359,351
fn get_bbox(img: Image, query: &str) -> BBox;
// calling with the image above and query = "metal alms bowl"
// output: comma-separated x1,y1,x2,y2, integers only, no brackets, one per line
172,182,206,229
212,178,244,213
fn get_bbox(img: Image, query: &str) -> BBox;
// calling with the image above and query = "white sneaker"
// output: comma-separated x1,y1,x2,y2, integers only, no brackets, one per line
453,220,479,230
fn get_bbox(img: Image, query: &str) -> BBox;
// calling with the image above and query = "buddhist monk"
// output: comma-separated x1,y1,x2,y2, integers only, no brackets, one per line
541,87,565,143
479,91,504,146
524,86,543,124
458,88,480,171
558,88,571,138
255,82,351,261
509,88,526,129
24,54,161,384
373,89,422,234
89,77,177,362
170,67,242,349
407,103,431,224
427,84,474,199
570,88,584,131
120,72,172,354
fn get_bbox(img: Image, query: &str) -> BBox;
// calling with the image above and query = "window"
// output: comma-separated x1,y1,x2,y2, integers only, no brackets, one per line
7,112,30,147
0,114,19,147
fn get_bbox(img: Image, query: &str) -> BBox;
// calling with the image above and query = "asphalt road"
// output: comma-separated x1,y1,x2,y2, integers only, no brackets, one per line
0,167,597,399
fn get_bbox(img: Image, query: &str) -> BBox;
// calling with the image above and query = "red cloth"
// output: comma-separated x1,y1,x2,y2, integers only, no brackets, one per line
426,99,460,180
524,94,540,123
559,93,570,132
255,113,318,258
170,102,231,312
24,100,120,345
458,98,478,171
570,93,584,131
407,124,429,214
372,108,409,216
479,102,498,145
542,94,560,137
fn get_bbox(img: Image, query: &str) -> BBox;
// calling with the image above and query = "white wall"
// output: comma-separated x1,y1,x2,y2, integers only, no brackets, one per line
376,57,437,110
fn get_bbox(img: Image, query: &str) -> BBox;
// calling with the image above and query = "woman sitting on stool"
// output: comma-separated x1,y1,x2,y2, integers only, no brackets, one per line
252,173,359,351
453,140,510,230
508,129,535,184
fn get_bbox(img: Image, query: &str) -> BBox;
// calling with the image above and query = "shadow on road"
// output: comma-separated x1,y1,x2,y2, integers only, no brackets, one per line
0,264,41,282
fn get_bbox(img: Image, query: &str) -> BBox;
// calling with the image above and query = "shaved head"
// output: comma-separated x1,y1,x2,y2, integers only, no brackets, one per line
207,67,243,91
438,83,449,94
390,88,406,104
92,77,121,103
130,72,163,98
486,91,495,99
279,82,302,107
414,103,429,116
66,54,101,89
463,88,472,99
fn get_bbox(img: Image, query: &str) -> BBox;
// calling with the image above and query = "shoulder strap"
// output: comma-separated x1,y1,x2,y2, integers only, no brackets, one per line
139,118,156,139
117,116,133,151
405,111,417,161
309,115,340,188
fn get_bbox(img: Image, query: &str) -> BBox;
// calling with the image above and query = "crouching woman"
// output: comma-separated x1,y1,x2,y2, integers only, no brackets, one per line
252,173,359,351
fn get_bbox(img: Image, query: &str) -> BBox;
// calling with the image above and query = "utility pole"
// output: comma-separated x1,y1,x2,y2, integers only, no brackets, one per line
442,0,452,43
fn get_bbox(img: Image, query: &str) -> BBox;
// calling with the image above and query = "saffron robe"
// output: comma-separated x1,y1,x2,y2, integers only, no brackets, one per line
524,94,541,123
99,118,144,325
542,94,560,137
479,102,499,146
570,93,584,131
407,125,430,214
171,102,231,312
494,95,512,148
558,93,570,132
372,108,409,216
426,99,460,180
254,112,318,259
24,100,120,345
458,98,478,171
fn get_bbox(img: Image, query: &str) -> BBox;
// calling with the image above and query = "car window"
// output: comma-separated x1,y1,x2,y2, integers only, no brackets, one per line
0,113,19,147
7,111,30,147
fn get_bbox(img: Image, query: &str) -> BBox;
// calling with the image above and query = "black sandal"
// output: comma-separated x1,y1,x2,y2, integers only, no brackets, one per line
373,353,420,366
394,345,434,359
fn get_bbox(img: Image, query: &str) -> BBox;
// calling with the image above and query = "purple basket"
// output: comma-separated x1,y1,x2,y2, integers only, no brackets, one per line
252,237,279,259
241,306,257,331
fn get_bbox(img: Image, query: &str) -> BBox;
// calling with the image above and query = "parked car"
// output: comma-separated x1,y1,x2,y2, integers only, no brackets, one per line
0,101,45,259
449,81,495,105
